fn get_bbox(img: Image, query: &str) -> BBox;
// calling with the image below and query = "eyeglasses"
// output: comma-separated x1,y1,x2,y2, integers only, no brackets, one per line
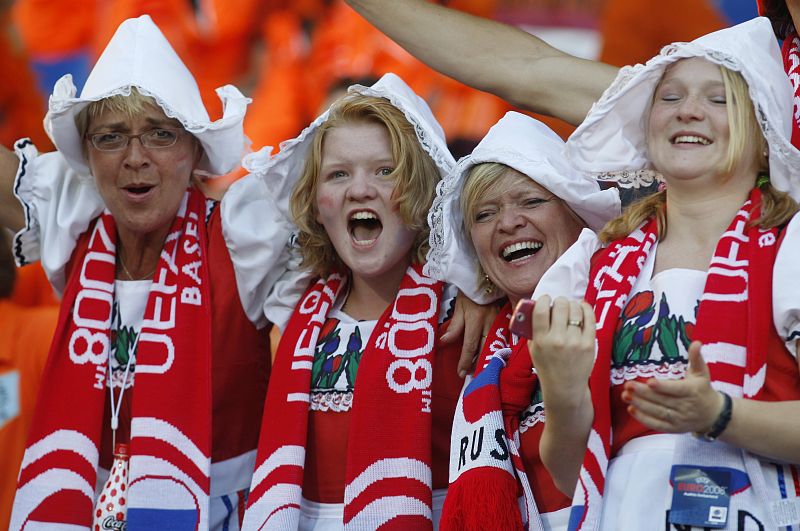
87,128,185,151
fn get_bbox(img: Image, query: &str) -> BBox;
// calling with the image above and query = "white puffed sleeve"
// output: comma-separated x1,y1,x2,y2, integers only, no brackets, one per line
11,140,104,294
221,171,309,330
773,214,800,358
263,235,313,330
532,228,601,301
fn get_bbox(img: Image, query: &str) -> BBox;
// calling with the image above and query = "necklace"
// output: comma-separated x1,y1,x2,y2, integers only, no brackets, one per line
118,253,157,281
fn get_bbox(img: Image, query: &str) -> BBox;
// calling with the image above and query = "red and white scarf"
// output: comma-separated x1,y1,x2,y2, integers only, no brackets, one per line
441,303,542,531
782,30,800,149
11,189,212,530
243,263,444,529
476,303,515,372
571,188,777,530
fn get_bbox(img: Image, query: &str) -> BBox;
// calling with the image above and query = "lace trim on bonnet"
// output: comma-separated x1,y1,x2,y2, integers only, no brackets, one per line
584,42,800,189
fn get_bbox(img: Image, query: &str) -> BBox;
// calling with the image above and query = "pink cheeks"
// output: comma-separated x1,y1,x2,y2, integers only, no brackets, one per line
316,194,335,223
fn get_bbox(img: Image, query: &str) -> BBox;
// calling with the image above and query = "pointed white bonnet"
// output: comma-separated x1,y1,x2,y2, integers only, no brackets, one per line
425,111,621,304
45,15,250,177
241,72,455,220
567,17,800,201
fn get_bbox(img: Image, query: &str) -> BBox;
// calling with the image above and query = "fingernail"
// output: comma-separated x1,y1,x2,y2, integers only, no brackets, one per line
458,370,466,379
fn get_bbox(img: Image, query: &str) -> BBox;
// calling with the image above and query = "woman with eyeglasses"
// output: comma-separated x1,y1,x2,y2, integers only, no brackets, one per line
0,16,293,530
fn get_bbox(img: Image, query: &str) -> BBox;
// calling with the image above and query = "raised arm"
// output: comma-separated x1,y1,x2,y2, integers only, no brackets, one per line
345,0,619,126
530,296,596,495
0,145,23,232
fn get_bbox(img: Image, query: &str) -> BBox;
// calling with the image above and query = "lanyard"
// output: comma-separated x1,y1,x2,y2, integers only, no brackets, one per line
107,334,137,449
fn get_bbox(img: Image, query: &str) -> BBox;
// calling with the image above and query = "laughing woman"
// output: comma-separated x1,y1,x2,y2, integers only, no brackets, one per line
425,111,619,530
241,74,464,530
531,18,800,529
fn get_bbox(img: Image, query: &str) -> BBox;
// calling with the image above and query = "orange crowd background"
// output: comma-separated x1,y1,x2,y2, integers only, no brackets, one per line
1,0,726,163
0,0,727,528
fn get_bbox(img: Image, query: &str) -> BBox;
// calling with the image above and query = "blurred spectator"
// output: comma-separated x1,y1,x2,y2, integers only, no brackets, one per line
716,0,759,25
11,0,94,96
245,0,513,157
0,0,739,184
10,262,58,307
0,230,59,529
0,8,51,149
599,0,726,67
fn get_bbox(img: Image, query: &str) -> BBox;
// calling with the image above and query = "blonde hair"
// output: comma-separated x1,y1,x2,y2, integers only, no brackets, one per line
460,162,516,233
74,88,196,163
461,162,514,294
461,161,586,293
75,88,175,138
600,64,796,243
290,94,440,275
719,67,767,176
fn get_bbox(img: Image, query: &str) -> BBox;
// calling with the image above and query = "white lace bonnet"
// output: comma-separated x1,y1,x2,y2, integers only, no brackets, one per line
241,72,455,220
45,15,250,177
425,111,621,304
567,16,800,201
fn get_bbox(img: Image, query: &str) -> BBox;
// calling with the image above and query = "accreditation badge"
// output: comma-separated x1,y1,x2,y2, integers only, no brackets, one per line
669,465,731,528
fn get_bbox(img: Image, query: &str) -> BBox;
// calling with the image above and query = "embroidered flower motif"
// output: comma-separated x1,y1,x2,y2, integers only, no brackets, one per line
109,301,137,389
311,319,365,393
613,291,693,373
319,316,338,342
324,354,343,373
614,291,657,364
312,319,342,389
345,328,363,387
346,328,362,352
633,325,653,346
321,332,341,358
683,322,695,342
622,291,654,320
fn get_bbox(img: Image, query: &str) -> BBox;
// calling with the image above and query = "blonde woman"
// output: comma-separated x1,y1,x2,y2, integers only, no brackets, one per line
532,18,800,529
242,74,464,530
424,112,619,530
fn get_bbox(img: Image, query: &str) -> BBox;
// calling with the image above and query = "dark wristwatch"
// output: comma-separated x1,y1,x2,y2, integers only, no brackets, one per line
695,391,733,442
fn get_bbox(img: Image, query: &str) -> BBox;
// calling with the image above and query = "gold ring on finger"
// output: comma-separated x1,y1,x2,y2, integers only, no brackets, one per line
567,319,582,327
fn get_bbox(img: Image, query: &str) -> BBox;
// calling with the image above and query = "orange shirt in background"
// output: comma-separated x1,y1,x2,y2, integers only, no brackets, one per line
245,0,512,152
10,264,59,307
196,0,263,103
245,8,310,152
0,13,51,150
0,300,59,529
599,0,726,67
92,0,213,113
11,0,94,57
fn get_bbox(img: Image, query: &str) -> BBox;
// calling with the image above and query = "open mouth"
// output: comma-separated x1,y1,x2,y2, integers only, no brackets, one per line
501,241,542,263
123,184,155,196
671,134,711,146
348,210,382,245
